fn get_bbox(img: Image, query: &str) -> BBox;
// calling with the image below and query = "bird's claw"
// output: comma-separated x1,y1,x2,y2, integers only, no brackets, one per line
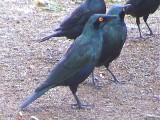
94,77,98,82
92,78,102,89
136,36,144,39
144,33,154,36
71,103,92,110
93,83,102,89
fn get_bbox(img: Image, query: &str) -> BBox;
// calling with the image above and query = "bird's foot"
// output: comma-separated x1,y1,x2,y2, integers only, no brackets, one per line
92,78,102,89
94,77,99,82
134,36,147,40
71,103,92,110
108,79,125,85
93,83,102,89
144,33,154,37
136,36,144,39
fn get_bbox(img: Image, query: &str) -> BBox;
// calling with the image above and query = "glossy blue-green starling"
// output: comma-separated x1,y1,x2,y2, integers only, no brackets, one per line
20,14,117,110
39,0,106,42
91,4,131,87
125,0,160,37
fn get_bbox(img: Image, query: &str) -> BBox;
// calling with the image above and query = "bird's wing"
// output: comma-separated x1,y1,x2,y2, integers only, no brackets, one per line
35,37,93,92
58,4,89,29
20,36,94,109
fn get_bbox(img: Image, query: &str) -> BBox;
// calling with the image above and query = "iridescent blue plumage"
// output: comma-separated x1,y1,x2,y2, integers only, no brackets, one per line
39,0,106,42
92,5,130,86
20,14,117,110
125,0,160,37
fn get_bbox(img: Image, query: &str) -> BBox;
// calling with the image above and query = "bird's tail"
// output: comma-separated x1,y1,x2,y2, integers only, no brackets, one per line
39,29,64,42
39,33,58,42
20,87,50,110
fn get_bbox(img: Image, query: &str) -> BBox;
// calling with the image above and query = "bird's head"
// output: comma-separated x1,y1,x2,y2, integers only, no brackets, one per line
107,4,133,21
84,14,117,31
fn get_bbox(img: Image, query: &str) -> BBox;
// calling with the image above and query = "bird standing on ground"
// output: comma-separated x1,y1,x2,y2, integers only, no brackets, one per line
125,0,160,38
20,14,117,110
39,0,106,42
91,4,130,87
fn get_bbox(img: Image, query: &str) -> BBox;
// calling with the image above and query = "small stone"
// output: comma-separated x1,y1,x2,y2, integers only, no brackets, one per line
30,116,39,120
154,95,160,100
19,111,23,117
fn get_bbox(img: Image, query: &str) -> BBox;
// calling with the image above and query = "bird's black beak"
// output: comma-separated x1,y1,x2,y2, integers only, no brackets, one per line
103,15,118,22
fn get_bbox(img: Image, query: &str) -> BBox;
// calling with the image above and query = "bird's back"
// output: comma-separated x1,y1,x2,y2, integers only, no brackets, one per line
36,29,104,91
126,0,160,17
55,0,106,39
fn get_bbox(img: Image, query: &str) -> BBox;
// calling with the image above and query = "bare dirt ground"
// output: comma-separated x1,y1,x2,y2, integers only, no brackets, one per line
0,0,160,120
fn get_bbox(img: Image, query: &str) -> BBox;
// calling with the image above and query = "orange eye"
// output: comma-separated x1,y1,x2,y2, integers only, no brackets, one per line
98,17,103,22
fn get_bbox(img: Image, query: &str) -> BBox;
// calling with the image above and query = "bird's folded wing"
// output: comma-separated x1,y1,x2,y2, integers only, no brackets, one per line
35,43,92,92
60,4,89,29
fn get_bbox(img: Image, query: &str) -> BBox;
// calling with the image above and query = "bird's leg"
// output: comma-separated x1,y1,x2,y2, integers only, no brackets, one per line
143,15,153,36
91,71,96,86
71,93,92,109
107,67,125,84
69,86,92,109
136,17,142,38
91,71,101,89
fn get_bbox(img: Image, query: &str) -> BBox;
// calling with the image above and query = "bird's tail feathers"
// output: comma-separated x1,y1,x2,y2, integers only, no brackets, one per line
54,27,61,31
20,87,50,110
38,33,58,42
39,30,65,42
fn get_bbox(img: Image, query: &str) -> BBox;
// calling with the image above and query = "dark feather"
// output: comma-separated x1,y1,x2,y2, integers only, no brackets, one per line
125,0,160,37
39,0,106,42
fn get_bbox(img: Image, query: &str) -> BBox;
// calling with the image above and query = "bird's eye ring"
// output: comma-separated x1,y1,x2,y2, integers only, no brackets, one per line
98,17,103,22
